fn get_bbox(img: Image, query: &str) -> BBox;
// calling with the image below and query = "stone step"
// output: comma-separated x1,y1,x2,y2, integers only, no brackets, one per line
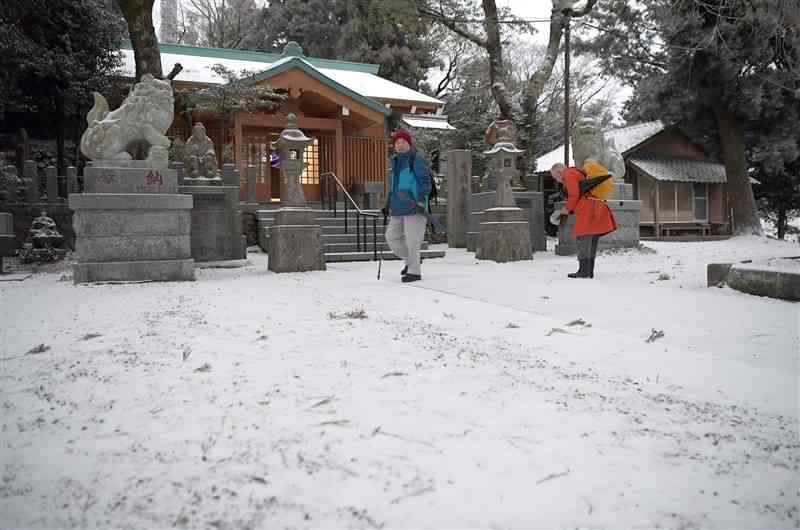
321,234,388,244
324,242,429,253
324,249,446,263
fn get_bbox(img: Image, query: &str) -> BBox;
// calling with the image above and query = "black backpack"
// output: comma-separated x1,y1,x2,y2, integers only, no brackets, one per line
408,155,438,205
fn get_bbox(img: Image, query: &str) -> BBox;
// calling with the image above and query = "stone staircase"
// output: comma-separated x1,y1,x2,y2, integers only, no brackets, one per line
257,207,446,263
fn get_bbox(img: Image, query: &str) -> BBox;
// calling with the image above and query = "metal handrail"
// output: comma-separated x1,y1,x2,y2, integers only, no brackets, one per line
320,171,380,218
320,171,384,262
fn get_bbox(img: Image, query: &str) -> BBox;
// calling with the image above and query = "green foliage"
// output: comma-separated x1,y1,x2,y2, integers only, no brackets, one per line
0,0,123,114
183,64,287,119
243,0,438,89
577,0,800,233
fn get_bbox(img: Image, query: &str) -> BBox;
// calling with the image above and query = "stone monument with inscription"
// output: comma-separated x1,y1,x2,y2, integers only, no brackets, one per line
475,120,533,262
179,159,246,262
267,114,325,273
555,117,641,255
70,75,194,282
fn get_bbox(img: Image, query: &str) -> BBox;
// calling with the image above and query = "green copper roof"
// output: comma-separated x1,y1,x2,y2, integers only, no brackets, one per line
119,40,381,74
244,57,391,117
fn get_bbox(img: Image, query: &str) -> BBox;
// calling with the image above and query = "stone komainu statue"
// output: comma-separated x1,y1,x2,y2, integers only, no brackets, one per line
80,74,174,162
571,117,626,181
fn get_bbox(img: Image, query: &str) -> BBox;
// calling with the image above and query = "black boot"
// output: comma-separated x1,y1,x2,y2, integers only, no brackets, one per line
588,258,595,279
568,259,591,278
402,273,421,283
401,265,408,276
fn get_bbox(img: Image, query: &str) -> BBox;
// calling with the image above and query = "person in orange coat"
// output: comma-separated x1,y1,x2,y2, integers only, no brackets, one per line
550,162,618,278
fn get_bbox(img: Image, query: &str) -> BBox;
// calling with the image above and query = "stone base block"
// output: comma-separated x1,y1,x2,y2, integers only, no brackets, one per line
476,208,533,262
70,192,194,282
466,191,545,253
179,185,245,262
556,199,641,255
84,165,178,194
707,263,734,287
268,225,325,273
727,261,800,302
268,208,325,273
74,259,195,284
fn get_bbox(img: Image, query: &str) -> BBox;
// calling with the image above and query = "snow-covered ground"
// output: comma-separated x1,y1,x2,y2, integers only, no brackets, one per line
1,236,799,529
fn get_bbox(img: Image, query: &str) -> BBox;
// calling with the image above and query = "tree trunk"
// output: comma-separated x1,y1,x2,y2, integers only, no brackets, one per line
55,94,65,175
482,0,513,121
777,208,787,240
117,0,163,81
714,107,762,235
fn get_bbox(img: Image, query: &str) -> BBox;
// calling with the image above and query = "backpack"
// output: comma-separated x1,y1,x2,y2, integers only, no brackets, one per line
578,161,615,200
408,154,438,201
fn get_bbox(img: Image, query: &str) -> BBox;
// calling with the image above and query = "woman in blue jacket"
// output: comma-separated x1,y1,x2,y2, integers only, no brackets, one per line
382,129,431,283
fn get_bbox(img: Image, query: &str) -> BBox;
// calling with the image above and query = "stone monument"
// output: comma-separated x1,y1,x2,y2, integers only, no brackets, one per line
70,74,194,283
267,114,325,273
475,121,533,262
179,156,246,263
182,123,222,185
0,212,14,273
556,117,641,255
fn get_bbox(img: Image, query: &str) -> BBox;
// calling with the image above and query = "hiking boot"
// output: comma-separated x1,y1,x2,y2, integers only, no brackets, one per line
401,265,408,276
567,259,591,278
588,258,596,279
402,274,421,283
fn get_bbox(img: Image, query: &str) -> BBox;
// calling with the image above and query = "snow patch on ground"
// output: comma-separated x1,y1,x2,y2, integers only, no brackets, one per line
1,236,798,528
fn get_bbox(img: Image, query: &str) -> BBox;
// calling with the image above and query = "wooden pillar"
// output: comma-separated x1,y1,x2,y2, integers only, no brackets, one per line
654,181,661,237
234,113,244,172
335,120,344,182
247,165,257,204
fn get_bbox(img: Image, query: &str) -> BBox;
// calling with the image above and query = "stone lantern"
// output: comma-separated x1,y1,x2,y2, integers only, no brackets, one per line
271,113,313,208
475,120,533,262
267,113,326,272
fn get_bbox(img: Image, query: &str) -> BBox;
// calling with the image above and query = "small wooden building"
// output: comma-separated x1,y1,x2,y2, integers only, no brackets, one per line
536,121,744,237
119,41,451,203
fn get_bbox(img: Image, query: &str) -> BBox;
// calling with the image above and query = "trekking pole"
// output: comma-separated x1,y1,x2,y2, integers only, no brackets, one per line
377,213,386,279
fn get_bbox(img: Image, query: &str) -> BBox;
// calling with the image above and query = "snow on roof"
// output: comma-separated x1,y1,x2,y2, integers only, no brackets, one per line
535,120,667,172
401,114,456,130
628,154,727,183
118,43,443,107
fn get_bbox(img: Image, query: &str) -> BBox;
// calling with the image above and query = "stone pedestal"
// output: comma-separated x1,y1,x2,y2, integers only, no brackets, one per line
179,185,245,262
0,213,15,274
268,208,325,273
70,161,194,283
555,198,641,255
476,208,532,262
466,191,546,253
447,150,471,248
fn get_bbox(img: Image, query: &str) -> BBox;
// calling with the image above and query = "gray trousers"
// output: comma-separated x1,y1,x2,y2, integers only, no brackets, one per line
385,214,427,275
577,235,600,260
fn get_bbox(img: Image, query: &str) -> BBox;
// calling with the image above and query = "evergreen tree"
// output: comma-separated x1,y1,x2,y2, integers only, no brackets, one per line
578,0,800,235
0,0,123,172
244,0,437,89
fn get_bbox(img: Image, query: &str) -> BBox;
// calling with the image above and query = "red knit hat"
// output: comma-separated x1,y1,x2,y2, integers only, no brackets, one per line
392,129,413,145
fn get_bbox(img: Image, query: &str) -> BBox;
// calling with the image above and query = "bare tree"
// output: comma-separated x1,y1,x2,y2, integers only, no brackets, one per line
414,0,598,122
183,0,258,49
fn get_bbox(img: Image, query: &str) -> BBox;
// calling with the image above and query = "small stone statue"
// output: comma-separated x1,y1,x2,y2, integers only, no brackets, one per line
483,119,524,207
183,122,220,179
29,211,63,245
571,117,626,181
19,210,65,263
